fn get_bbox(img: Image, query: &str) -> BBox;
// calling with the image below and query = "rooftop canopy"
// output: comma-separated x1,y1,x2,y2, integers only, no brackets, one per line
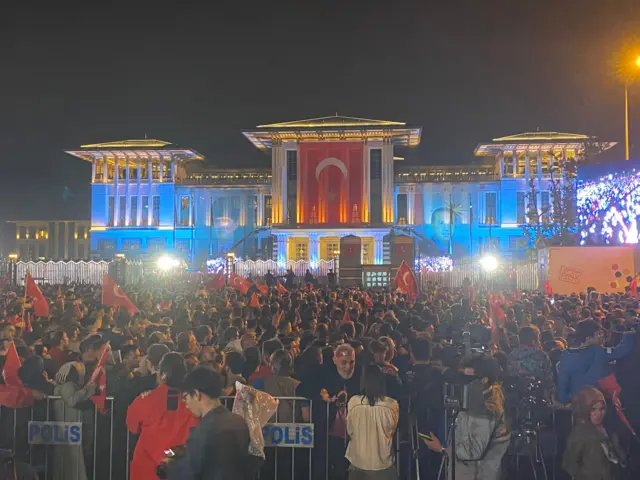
474,131,616,156
66,139,204,163
244,115,422,151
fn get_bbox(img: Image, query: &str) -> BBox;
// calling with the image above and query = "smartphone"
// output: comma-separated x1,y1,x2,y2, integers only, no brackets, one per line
550,298,555,305
163,449,175,457
417,432,434,441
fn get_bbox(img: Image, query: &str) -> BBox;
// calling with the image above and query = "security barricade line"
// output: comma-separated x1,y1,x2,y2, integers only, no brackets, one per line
0,394,421,480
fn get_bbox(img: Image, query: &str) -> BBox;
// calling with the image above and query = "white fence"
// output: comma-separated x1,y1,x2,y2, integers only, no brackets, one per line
234,259,335,279
15,260,110,285
419,261,539,290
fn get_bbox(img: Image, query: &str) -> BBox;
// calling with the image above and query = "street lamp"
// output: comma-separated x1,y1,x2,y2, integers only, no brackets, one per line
619,54,640,160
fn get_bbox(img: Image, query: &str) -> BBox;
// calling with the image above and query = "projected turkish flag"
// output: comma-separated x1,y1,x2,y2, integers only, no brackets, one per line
298,142,364,224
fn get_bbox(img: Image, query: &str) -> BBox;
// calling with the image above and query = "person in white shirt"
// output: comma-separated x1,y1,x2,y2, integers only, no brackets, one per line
346,364,399,480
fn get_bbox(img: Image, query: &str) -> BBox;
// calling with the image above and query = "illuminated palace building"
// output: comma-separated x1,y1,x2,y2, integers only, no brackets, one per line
64,117,614,266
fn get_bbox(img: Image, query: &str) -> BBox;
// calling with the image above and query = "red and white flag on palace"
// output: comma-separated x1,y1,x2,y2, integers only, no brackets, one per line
25,273,49,318
276,281,288,294
229,273,251,294
394,261,418,302
102,275,139,316
89,342,111,413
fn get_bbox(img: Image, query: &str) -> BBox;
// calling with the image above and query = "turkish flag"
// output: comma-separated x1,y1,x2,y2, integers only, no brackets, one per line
205,272,226,291
229,273,251,294
343,307,351,324
258,284,269,295
543,280,553,296
394,261,418,302
25,273,49,318
298,142,364,224
630,276,637,297
2,342,22,387
102,275,139,316
250,293,260,308
363,293,374,309
89,342,111,413
276,281,288,294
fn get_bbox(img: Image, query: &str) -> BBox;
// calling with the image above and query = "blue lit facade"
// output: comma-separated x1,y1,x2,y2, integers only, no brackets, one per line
66,121,615,266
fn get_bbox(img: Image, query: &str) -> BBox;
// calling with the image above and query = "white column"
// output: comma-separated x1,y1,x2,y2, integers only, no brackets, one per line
159,156,164,183
63,223,69,259
113,157,120,225
309,233,319,263
512,150,517,176
382,141,394,223
147,158,153,226
276,234,287,264
524,149,530,180
271,143,283,224
499,152,504,178
407,186,415,225
91,159,96,183
239,194,247,227
362,145,370,223
562,147,567,182
171,160,177,181
373,234,384,265
136,158,142,227
125,157,130,226
537,150,542,187
256,190,264,227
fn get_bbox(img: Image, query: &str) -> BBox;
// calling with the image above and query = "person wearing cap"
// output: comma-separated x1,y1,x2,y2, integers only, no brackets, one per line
557,319,635,404
127,352,199,480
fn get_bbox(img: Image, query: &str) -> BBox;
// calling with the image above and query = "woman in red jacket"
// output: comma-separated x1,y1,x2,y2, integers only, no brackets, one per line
126,352,198,480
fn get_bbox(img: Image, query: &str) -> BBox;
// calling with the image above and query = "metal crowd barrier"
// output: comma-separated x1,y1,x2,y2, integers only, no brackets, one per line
0,393,569,480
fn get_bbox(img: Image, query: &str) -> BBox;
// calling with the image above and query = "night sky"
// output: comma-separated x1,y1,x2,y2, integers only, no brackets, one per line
1,0,639,232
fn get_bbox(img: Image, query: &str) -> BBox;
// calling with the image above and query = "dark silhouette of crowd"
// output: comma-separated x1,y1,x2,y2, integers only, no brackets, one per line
1,276,640,480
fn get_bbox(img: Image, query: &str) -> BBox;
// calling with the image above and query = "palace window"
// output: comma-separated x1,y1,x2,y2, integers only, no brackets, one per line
141,196,149,226
362,242,372,264
516,152,526,176
397,194,408,224
130,197,138,226
119,196,126,226
179,196,191,226
108,196,115,226
122,238,142,250
176,239,190,254
152,196,160,226
264,195,272,225
503,153,514,177
98,239,116,250
517,191,526,224
148,238,165,252
294,243,308,261
77,244,85,259
484,192,498,225
325,242,339,259
541,191,550,223
529,153,539,176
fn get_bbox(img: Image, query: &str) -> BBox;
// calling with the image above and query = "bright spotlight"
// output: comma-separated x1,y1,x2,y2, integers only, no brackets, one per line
479,254,498,272
157,255,180,271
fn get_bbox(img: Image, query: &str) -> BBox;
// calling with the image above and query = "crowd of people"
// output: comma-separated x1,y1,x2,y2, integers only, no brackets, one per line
1,274,640,480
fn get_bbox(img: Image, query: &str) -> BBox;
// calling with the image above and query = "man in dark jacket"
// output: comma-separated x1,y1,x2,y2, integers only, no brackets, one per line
169,367,253,480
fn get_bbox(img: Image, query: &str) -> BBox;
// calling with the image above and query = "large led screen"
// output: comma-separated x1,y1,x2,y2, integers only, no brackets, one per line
577,161,640,245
